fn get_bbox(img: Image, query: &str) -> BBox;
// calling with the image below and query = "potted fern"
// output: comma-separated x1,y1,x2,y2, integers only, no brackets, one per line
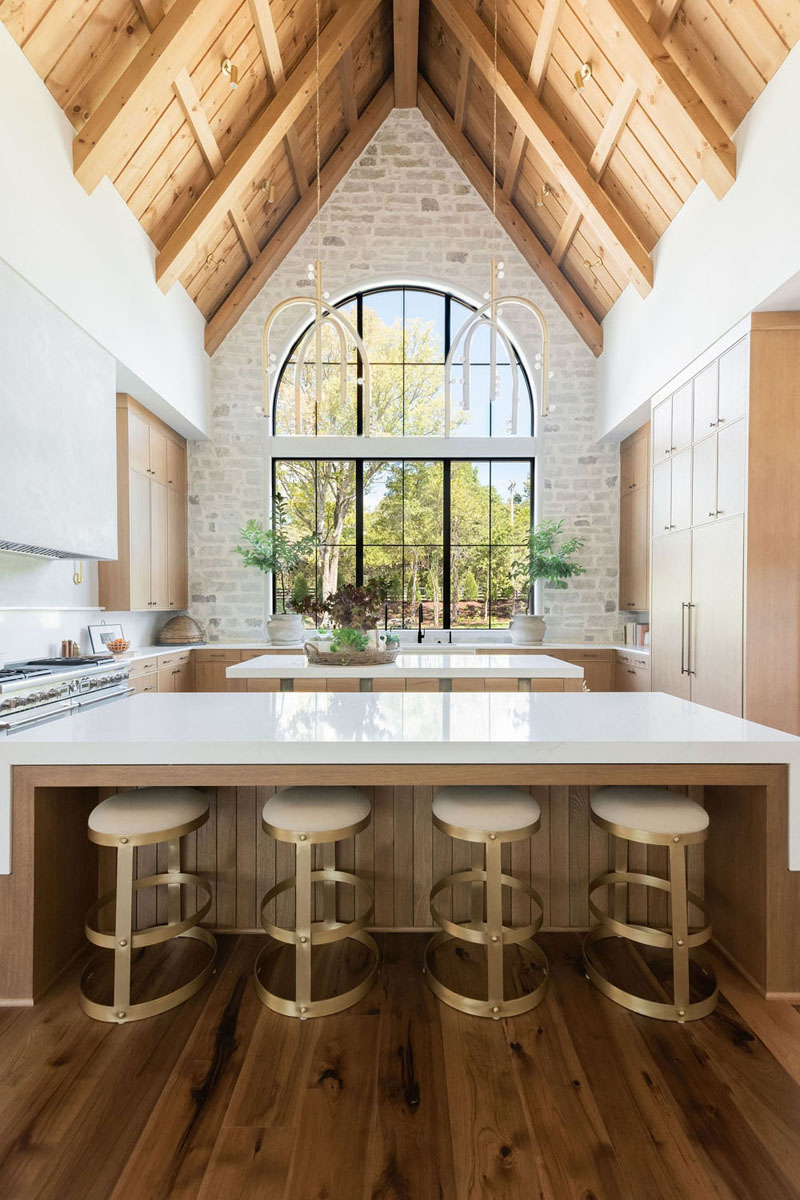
236,495,320,645
509,519,586,645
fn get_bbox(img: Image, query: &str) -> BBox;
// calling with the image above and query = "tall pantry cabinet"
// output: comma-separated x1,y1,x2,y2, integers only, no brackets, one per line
650,314,800,733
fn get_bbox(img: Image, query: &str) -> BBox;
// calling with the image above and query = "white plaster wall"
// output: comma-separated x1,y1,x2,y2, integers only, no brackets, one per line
0,23,210,439
597,42,800,440
191,109,619,642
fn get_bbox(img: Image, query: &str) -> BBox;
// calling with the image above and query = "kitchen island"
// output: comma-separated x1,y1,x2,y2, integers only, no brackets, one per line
226,652,586,691
1,690,799,1005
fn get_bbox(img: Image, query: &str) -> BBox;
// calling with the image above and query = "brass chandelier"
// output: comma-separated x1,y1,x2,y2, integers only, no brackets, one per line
260,0,371,432
443,3,550,431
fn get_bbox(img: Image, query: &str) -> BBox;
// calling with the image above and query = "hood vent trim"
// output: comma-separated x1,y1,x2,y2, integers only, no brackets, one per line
0,540,78,560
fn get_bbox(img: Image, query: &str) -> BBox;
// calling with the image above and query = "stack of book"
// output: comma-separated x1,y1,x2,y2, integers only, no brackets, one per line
622,622,649,647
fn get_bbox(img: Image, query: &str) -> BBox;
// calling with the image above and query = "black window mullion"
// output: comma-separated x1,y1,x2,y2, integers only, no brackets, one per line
356,293,364,437
355,459,364,587
443,461,451,631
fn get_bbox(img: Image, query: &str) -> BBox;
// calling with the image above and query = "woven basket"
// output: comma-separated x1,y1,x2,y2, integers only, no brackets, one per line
158,614,204,645
304,641,400,667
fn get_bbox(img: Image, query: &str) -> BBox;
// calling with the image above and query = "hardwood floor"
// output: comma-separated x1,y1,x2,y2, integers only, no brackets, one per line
1,933,800,1199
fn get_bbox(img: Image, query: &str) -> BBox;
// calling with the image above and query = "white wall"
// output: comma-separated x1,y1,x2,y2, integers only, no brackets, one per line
597,43,800,440
0,23,210,439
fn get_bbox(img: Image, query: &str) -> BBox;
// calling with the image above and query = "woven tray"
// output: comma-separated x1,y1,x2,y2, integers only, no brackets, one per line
304,641,400,667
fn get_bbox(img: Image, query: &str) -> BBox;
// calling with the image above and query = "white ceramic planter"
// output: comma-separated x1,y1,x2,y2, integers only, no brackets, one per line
509,613,546,645
267,612,305,645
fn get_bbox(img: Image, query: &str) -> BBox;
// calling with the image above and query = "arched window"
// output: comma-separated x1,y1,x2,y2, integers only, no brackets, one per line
269,285,536,630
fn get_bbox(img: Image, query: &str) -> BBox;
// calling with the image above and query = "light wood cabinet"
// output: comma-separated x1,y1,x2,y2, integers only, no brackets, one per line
651,530,692,701
690,517,744,716
615,651,650,692
692,361,718,439
99,395,189,613
652,385,692,461
652,448,691,536
195,649,243,692
619,422,650,612
692,417,746,527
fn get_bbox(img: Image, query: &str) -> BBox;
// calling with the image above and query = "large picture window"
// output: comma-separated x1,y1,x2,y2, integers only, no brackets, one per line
270,285,535,630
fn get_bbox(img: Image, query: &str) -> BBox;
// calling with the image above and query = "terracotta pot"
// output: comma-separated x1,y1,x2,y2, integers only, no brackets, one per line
509,613,546,645
267,612,305,645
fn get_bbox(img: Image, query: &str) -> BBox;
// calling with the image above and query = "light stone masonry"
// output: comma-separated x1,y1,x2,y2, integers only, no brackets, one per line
189,109,620,642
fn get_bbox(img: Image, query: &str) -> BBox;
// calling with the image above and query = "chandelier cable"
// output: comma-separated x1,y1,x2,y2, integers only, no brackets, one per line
315,0,321,264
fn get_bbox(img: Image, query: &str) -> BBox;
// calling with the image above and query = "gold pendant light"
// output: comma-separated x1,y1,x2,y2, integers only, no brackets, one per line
260,0,371,432
444,2,550,432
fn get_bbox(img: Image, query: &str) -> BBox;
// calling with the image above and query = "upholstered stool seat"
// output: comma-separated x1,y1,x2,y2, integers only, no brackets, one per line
584,786,718,1023
425,785,548,1020
255,787,378,1019
80,787,217,1024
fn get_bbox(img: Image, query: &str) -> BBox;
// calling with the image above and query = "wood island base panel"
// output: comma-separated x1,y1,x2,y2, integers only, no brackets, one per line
2,761,798,1007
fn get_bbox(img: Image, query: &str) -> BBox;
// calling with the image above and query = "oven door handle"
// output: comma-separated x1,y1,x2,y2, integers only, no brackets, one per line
0,703,73,732
73,687,134,709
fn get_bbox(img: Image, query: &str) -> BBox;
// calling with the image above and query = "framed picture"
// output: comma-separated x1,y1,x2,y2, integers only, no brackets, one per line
88,623,125,653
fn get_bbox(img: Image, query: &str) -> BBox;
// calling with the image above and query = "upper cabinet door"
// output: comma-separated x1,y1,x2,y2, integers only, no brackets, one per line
149,427,168,485
129,469,151,611
693,362,718,440
718,338,749,425
670,448,693,531
671,383,693,452
652,459,672,535
716,419,747,519
691,434,718,526
652,397,672,460
149,481,169,609
620,441,636,493
167,439,187,494
129,411,150,477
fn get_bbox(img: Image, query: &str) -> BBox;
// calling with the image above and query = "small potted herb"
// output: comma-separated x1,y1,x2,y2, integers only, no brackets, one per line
236,495,320,645
509,519,586,644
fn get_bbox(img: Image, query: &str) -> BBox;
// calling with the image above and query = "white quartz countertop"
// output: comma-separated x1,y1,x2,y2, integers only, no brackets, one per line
0,691,797,871
226,653,585,680
122,640,649,657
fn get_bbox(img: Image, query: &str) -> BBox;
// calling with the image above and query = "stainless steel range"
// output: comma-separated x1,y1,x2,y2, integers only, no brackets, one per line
0,656,133,734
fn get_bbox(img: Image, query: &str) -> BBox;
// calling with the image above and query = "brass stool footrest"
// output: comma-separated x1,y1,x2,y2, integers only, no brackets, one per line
587,869,712,950
85,871,213,950
430,868,544,946
424,929,548,1019
259,868,374,946
79,926,217,1024
583,925,718,1023
254,929,379,1019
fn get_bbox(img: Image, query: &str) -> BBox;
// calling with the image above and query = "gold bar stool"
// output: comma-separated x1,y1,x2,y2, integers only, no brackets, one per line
424,786,548,1019
584,786,718,1023
255,787,379,1019
79,787,217,1024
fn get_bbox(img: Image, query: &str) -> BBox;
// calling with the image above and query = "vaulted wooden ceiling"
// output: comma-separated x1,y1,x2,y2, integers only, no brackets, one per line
2,0,797,356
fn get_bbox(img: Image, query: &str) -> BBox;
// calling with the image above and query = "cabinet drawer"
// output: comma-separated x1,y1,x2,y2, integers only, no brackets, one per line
130,673,158,695
561,650,613,663
129,655,158,677
194,650,242,663
157,651,191,669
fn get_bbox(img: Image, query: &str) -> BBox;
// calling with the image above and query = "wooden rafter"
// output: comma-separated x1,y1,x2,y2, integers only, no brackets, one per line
172,69,262,266
339,49,358,129
504,0,565,199
577,0,735,198
393,0,420,107
73,0,227,192
650,0,685,39
156,0,382,293
552,74,639,266
417,77,603,356
132,0,165,34
205,80,394,355
248,0,308,195
454,50,470,131
430,0,653,296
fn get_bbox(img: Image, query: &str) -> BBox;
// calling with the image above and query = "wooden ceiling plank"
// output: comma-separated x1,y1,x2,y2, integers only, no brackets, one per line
73,0,227,192
248,0,309,195
393,0,420,106
157,0,381,292
417,76,603,356
430,0,652,296
132,0,166,35
204,78,394,354
503,0,565,200
339,48,359,128
553,74,639,266
577,0,736,199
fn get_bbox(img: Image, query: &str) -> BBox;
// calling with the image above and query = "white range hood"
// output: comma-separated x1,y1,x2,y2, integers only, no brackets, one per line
0,260,117,560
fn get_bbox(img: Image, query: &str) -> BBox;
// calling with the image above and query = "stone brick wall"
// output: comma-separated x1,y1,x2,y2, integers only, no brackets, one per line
189,108,620,642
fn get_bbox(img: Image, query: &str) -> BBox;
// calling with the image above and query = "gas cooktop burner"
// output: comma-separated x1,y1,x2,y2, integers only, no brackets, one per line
26,656,113,668
0,667,50,681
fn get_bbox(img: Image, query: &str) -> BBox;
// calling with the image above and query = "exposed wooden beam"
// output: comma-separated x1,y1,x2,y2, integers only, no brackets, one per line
393,0,420,106
73,0,225,193
504,0,565,199
248,0,308,195
205,80,394,355
132,0,165,34
431,0,652,296
578,0,735,198
417,78,603,356
172,69,263,267
157,0,381,293
339,49,358,129
454,51,470,131
650,0,684,39
551,75,639,265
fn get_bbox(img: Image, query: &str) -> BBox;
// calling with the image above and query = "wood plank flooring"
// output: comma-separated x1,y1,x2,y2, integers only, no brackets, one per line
1,933,800,1199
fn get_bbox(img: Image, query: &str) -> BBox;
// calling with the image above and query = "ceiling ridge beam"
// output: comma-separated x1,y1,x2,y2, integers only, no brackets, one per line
157,0,382,293
248,0,309,195
204,79,394,356
393,0,420,107
73,0,225,193
172,69,262,265
430,0,652,297
552,74,639,266
577,0,735,198
417,77,602,356
504,0,565,200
